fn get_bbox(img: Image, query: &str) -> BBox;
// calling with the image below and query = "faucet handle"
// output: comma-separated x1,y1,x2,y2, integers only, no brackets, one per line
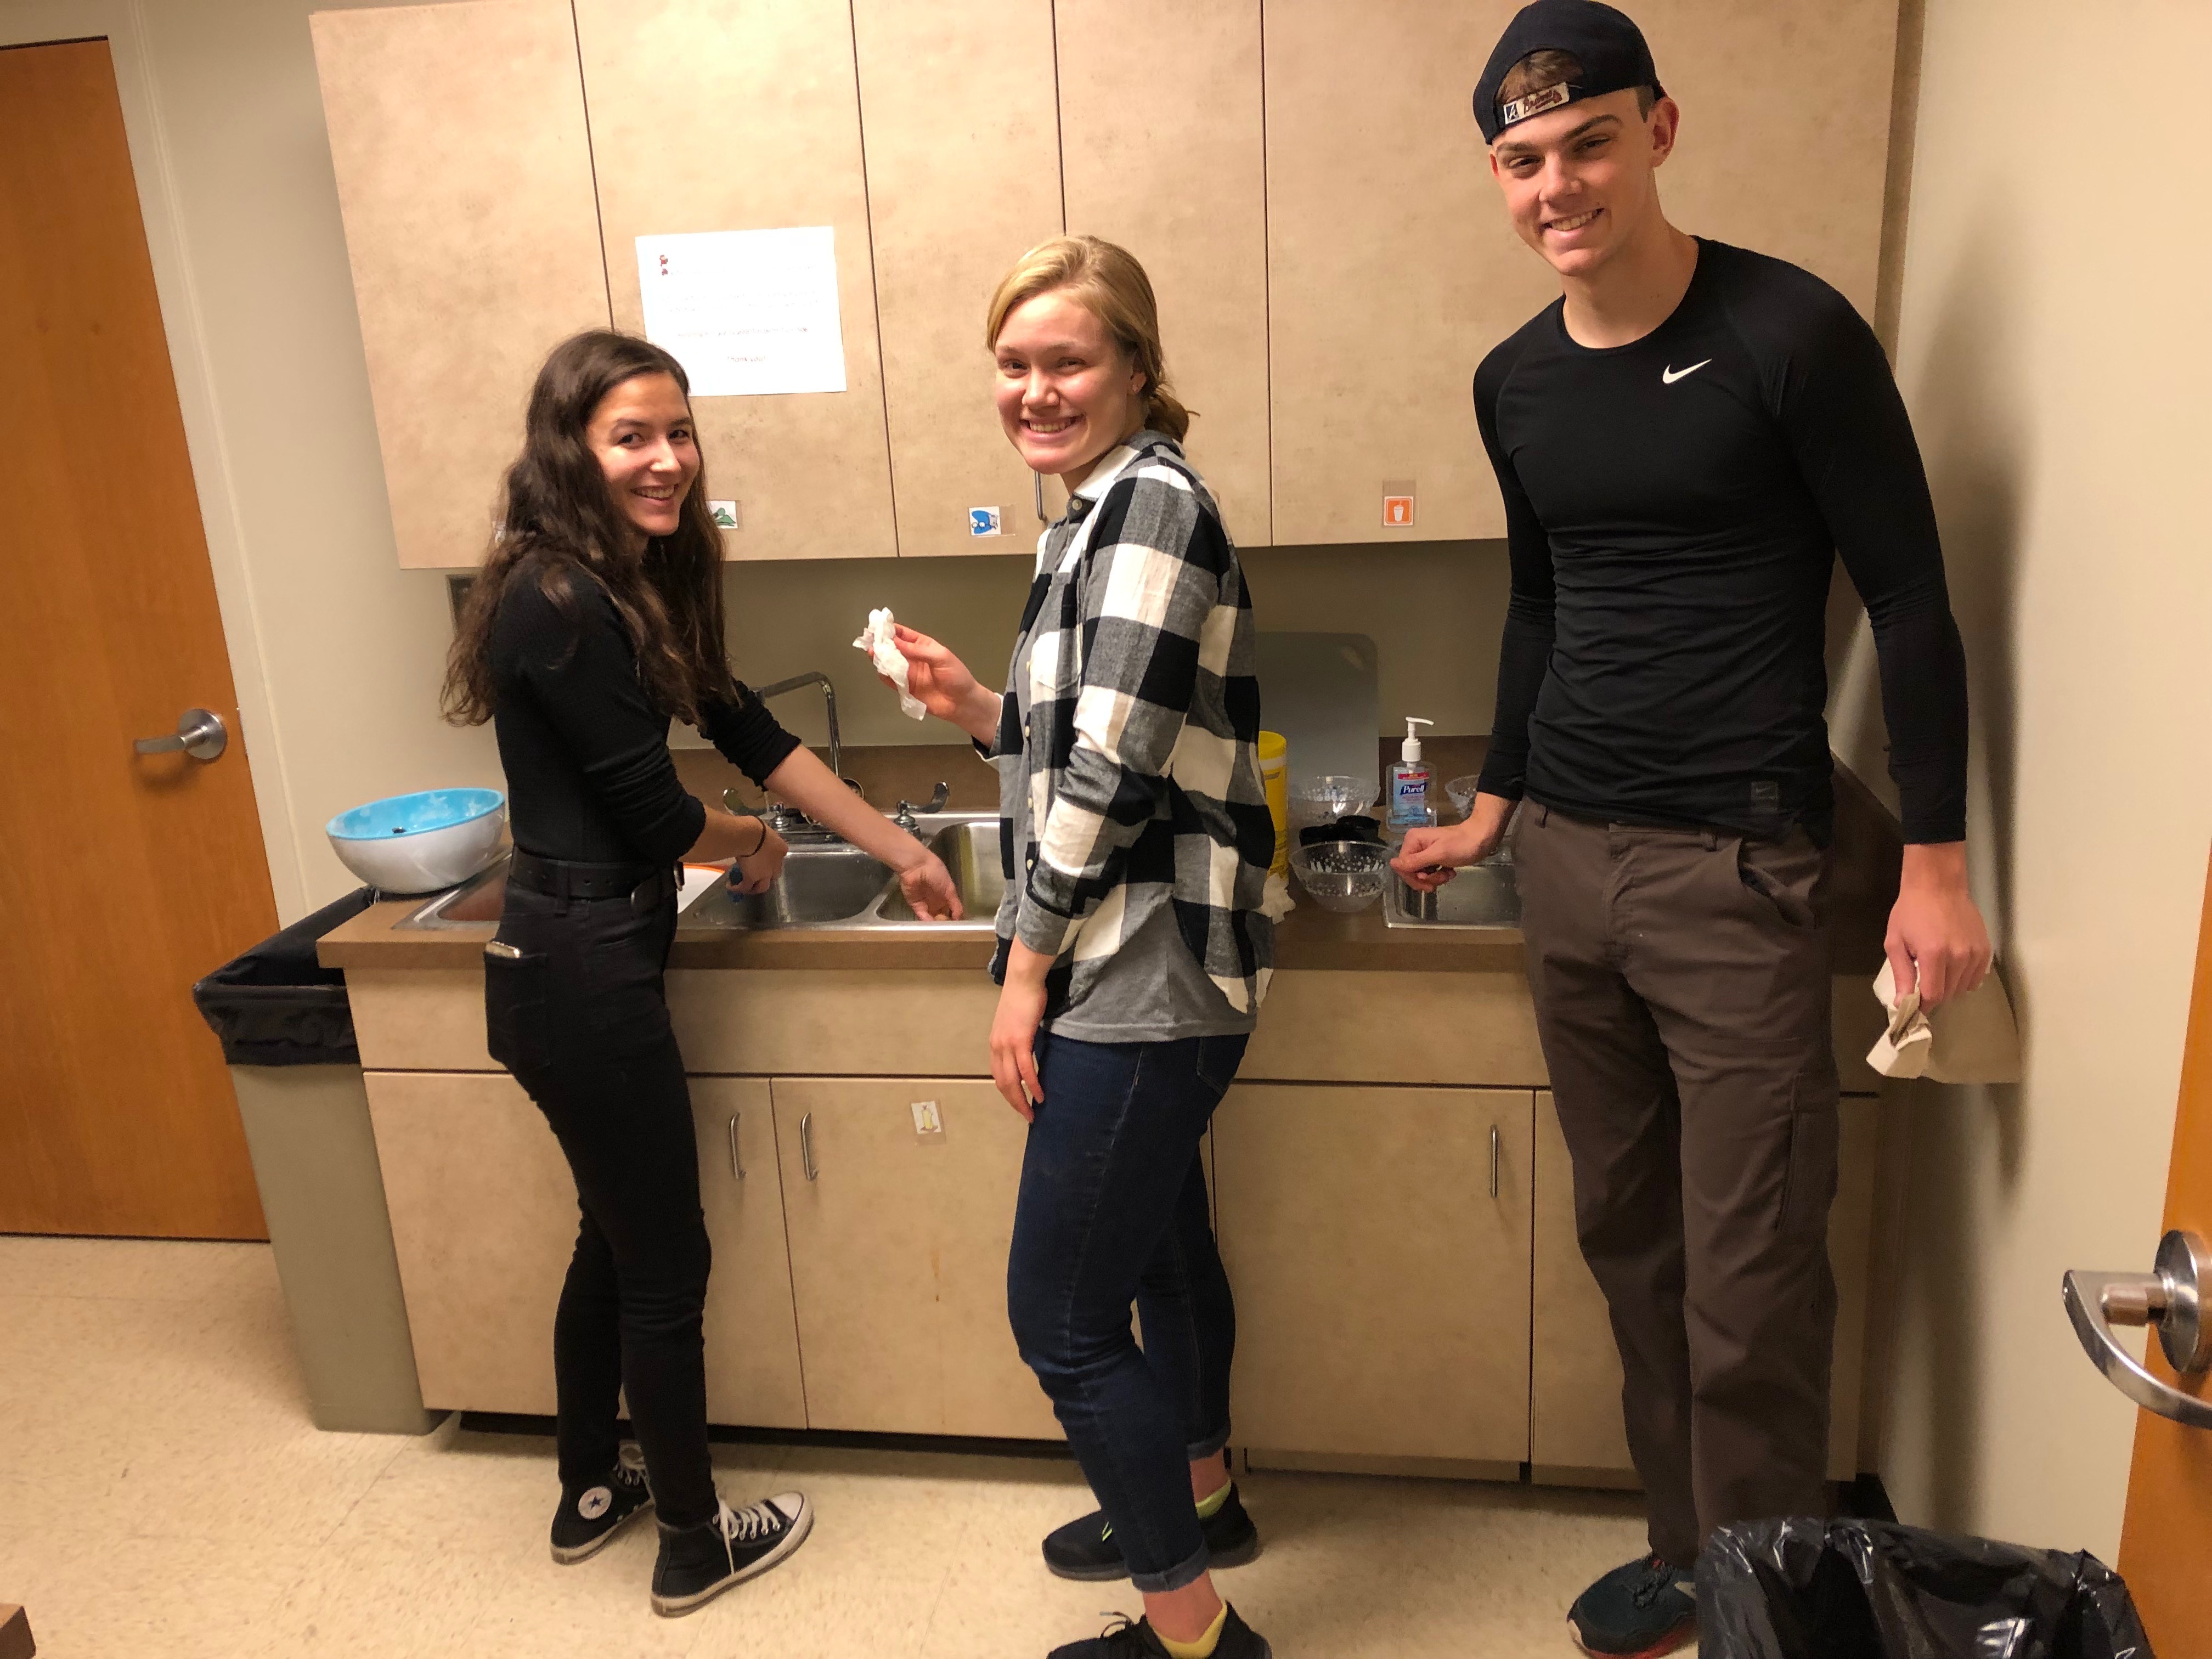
892,782,950,834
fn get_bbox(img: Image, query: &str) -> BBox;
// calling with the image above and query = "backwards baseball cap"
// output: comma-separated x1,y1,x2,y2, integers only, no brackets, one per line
1472,0,1664,144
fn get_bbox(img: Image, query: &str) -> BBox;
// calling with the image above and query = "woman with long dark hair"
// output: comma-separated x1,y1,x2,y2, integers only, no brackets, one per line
444,330,961,1617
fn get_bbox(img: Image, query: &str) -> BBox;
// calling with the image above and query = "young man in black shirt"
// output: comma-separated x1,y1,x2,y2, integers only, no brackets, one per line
1392,4,1991,1653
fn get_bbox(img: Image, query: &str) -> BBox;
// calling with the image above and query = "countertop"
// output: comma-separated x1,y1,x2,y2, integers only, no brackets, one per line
319,737,1898,977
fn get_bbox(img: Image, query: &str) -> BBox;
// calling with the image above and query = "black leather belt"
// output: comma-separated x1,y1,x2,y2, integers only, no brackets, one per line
507,849,678,909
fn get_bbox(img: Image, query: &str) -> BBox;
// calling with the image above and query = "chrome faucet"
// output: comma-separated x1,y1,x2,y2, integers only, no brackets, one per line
893,782,951,836
754,671,863,832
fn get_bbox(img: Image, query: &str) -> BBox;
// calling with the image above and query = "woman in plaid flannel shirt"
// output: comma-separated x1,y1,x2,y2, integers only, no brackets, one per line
890,237,1276,1659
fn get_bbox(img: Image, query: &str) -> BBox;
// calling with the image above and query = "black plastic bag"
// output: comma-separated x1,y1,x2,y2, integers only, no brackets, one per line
1697,1517,2155,1659
190,889,374,1066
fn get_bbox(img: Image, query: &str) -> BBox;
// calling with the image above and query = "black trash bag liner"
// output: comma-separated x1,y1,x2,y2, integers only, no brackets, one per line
190,888,375,1067
1697,1516,2156,1659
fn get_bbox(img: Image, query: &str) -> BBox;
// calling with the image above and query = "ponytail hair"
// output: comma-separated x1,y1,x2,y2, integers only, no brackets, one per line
984,234,1193,441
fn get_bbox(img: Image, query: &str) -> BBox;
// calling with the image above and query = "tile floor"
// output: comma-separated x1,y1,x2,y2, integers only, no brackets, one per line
1,1235,1664,1657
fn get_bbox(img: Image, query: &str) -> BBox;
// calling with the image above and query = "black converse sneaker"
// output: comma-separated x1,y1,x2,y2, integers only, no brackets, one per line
1048,1604,1272,1659
1042,1485,1260,1582
650,1491,814,1617
549,1447,653,1564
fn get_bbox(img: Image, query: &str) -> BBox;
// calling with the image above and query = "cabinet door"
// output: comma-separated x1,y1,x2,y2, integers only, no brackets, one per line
576,0,897,561
1530,1090,1882,1484
1214,1084,1535,1463
852,0,1062,558
690,1078,808,1430
1056,0,1271,545
773,1077,1059,1438
312,0,612,568
1263,1,1549,546
366,1070,573,1414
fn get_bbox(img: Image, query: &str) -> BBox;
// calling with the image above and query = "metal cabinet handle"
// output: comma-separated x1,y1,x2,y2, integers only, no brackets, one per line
1033,470,1047,523
800,1111,817,1182
2063,1229,2212,1429
1489,1125,1502,1200
133,707,227,761
726,1113,743,1181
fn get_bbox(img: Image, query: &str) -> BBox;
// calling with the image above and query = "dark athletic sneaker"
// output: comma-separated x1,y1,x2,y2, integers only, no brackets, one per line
1047,1604,1272,1659
548,1446,653,1564
1042,1484,1260,1581
1567,1554,1698,1658
650,1492,814,1617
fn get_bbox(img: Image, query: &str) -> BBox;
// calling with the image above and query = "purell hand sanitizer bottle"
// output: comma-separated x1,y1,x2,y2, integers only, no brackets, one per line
1387,717,1435,833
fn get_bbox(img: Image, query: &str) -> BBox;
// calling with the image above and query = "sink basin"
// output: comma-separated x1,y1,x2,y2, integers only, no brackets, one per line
1382,860,1522,930
686,845,889,928
921,818,1008,919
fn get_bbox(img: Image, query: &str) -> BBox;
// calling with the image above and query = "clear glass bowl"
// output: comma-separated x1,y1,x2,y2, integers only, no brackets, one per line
1444,774,1482,821
1291,773,1379,825
1289,839,1392,913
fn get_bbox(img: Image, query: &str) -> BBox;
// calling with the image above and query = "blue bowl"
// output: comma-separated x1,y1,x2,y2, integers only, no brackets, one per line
326,788,506,893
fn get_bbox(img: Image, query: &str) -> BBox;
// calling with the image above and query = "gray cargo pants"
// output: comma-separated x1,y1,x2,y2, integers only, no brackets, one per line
1515,802,1840,1566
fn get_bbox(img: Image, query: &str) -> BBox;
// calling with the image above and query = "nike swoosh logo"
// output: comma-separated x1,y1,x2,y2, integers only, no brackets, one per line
1662,359,1712,385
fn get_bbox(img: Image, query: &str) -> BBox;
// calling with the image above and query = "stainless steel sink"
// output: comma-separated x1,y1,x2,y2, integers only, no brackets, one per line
685,844,891,928
1382,859,1522,930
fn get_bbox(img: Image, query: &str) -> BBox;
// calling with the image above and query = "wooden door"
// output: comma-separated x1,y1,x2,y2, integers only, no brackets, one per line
772,1077,1060,1439
851,0,1062,558
1528,1090,1884,1486
311,0,613,569
2115,853,2212,1655
1056,0,1271,545
0,40,277,1239
575,0,898,562
1212,1083,1535,1465
690,1077,808,1430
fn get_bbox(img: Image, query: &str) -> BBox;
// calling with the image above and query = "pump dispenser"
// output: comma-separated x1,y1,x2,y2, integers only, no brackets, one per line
1387,717,1435,831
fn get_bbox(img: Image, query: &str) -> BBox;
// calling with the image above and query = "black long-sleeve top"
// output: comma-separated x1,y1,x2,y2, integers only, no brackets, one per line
1472,238,1969,845
489,559,801,866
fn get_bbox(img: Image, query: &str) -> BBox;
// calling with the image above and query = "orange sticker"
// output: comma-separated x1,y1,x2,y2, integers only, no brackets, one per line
1383,494,1415,528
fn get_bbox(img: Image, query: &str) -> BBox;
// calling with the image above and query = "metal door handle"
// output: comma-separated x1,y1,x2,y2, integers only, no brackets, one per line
800,1111,817,1181
727,1113,743,1181
2063,1229,2212,1429
133,708,227,761
1489,1125,1500,1200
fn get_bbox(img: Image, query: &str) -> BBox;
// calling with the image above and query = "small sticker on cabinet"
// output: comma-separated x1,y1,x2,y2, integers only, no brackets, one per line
910,1099,945,1139
709,500,740,529
1382,487,1415,528
969,506,1003,538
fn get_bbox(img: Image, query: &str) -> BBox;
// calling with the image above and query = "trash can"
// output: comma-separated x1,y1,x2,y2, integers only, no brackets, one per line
192,890,442,1435
1698,1515,2156,1659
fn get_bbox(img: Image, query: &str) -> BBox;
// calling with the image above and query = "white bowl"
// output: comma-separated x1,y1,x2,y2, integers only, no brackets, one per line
326,788,507,894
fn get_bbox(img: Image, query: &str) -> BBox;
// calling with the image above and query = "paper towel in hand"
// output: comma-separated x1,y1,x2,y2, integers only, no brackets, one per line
854,607,926,720
1867,958,2023,1083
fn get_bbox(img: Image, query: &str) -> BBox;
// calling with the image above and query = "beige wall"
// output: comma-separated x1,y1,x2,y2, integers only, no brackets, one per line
1,0,1509,919
1833,0,2212,1560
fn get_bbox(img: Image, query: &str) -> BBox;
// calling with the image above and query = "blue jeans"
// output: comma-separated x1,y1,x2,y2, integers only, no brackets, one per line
1006,1029,1249,1593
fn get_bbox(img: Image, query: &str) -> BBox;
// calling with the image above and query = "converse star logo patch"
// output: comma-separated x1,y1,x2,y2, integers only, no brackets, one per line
578,1485,613,1521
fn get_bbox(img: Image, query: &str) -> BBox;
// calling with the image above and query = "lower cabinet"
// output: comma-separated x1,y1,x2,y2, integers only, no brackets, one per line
770,1076,1061,1440
364,1071,806,1427
1214,1084,1537,1470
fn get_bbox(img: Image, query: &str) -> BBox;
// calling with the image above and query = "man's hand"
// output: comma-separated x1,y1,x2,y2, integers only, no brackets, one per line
1389,793,1516,891
889,623,1003,746
989,941,1052,1120
1886,841,1992,1008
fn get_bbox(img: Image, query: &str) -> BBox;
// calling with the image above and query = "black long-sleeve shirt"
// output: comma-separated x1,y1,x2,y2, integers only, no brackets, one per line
489,559,801,866
1472,238,1968,845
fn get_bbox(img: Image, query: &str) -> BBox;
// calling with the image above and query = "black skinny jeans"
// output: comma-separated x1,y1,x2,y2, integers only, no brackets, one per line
483,878,718,1528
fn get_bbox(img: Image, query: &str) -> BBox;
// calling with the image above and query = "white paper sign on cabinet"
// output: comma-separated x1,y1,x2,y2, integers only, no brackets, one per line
634,227,848,398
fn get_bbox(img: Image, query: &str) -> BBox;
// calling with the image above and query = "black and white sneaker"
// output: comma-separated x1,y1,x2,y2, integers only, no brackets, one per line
549,1446,654,1564
1042,1485,1260,1582
1048,1604,1272,1659
650,1491,814,1617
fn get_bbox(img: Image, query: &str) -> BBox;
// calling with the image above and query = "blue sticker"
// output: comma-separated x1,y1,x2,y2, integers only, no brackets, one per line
969,506,1001,537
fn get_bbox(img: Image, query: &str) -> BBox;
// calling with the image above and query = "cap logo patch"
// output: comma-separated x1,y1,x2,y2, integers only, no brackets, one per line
1499,81,1573,126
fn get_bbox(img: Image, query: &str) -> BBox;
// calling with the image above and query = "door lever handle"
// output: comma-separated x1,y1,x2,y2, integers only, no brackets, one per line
133,708,227,761
2063,1229,2212,1429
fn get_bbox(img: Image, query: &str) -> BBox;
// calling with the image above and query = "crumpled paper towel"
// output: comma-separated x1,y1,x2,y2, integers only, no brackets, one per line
1260,870,1296,921
1867,958,2023,1084
854,606,926,720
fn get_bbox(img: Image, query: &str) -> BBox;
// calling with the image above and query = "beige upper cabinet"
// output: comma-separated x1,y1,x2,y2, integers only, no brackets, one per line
1056,0,1272,547
575,0,897,561
312,0,613,569
1215,1083,1536,1465
851,0,1062,559
1264,1,1545,547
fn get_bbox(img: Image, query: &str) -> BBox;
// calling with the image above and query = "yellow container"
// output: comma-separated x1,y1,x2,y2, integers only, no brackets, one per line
1257,730,1289,878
